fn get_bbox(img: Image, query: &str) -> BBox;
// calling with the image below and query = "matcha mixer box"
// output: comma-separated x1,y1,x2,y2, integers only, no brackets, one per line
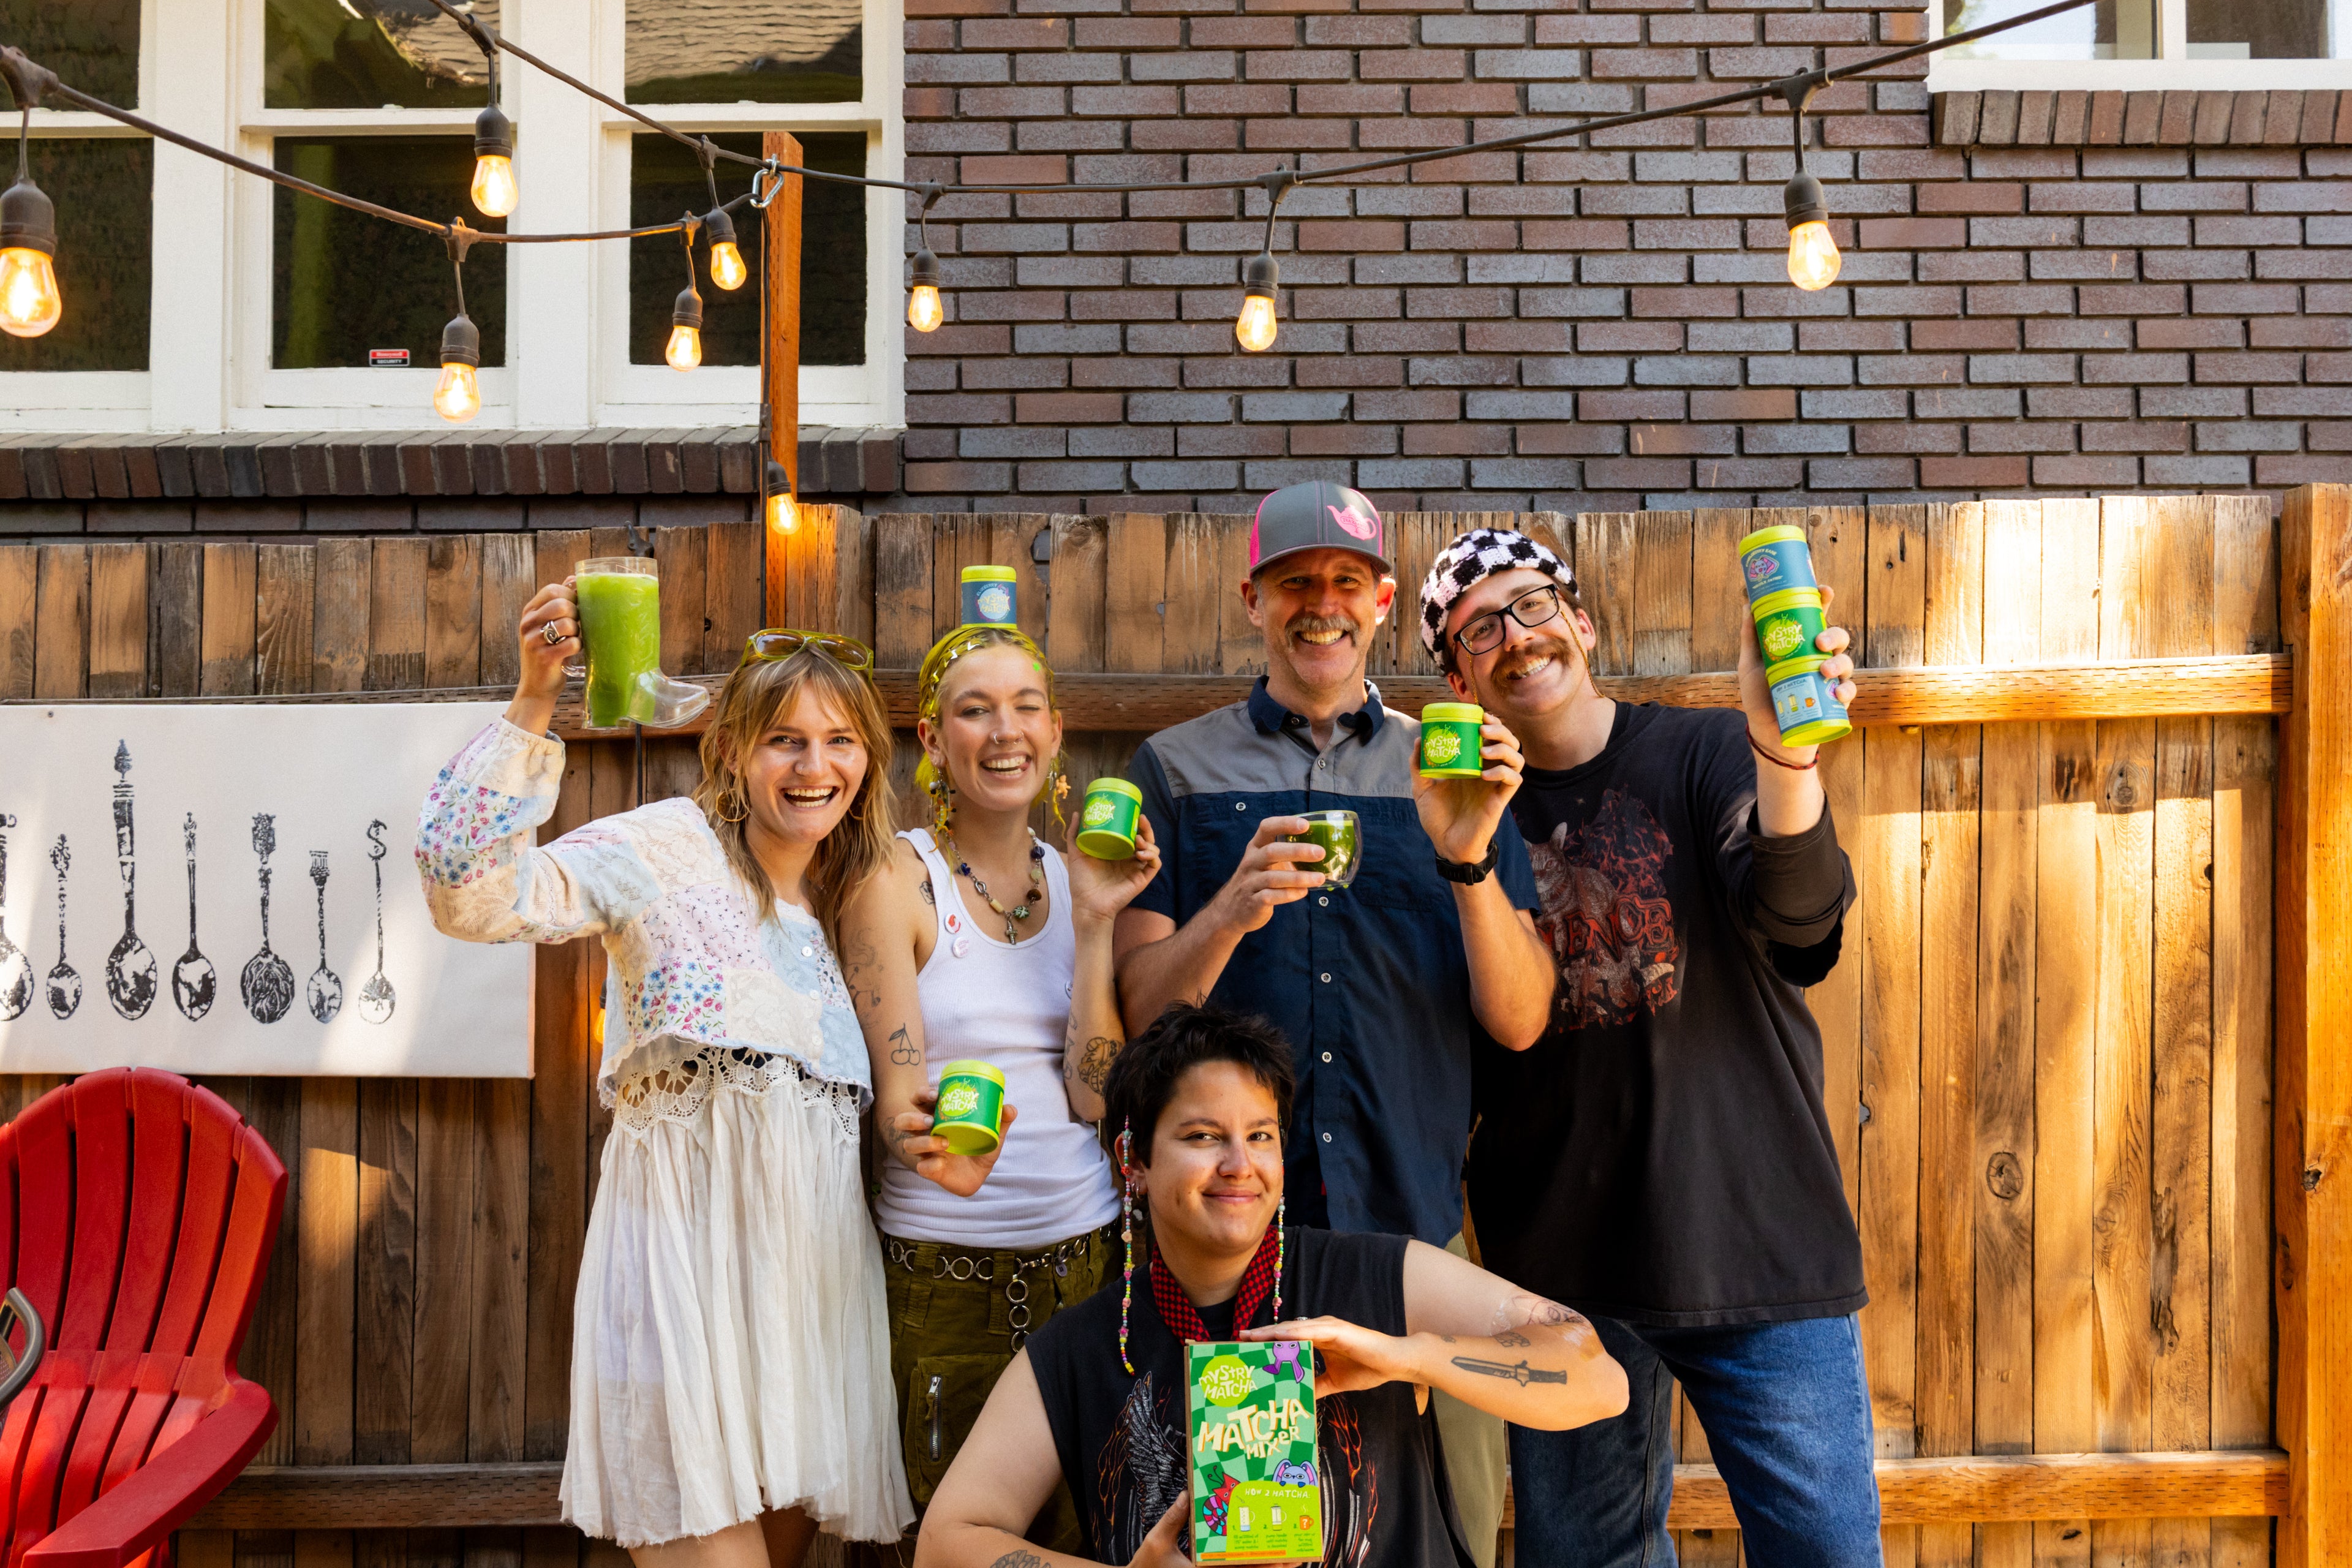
1185,1341,1324,1563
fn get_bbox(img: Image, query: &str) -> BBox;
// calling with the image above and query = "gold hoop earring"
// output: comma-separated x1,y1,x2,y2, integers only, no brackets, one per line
715,784,749,824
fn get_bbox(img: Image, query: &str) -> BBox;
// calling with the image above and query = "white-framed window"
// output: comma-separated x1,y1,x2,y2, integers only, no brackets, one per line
1929,0,2352,90
0,0,903,434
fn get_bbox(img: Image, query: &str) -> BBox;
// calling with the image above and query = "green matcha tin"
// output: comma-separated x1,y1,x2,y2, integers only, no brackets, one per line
1285,809,1361,890
1765,654,1852,748
1419,702,1486,778
1751,587,1828,665
960,565,1019,627
1076,777,1144,860
931,1059,1007,1156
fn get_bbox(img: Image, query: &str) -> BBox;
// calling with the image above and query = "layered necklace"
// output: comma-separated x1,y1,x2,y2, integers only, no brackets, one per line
941,827,1046,943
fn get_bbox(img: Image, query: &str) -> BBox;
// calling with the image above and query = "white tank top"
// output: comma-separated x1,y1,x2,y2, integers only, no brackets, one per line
872,829,1121,1250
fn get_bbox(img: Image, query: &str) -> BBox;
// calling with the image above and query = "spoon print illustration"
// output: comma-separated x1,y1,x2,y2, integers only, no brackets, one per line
0,815,29,1020
240,815,294,1024
105,741,157,1019
358,820,395,1025
306,851,342,1023
172,813,216,1020
46,836,78,1019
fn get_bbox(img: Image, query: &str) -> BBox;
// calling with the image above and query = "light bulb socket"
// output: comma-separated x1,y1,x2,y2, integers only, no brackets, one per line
473,102,514,161
1242,249,1279,300
704,205,737,249
672,284,703,331
910,247,941,288
0,175,56,257
1784,170,1828,232
439,312,481,369
764,458,790,493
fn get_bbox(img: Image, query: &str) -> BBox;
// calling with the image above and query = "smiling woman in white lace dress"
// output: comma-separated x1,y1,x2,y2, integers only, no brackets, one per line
416,581,916,1568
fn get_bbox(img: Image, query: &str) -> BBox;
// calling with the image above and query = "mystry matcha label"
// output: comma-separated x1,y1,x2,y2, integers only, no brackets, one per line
1188,1341,1323,1565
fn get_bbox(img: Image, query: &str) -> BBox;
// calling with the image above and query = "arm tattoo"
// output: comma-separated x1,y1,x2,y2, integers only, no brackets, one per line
1494,1330,1531,1349
1493,1293,1577,1333
1073,1035,1119,1094
1451,1355,1568,1385
919,874,936,905
987,1554,1046,1568
889,1023,921,1067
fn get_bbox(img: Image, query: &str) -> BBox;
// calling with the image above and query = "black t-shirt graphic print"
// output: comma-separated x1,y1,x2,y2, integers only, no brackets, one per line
1471,702,1869,1327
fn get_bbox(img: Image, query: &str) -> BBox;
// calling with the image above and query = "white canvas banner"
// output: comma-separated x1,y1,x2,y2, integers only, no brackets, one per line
0,703,532,1077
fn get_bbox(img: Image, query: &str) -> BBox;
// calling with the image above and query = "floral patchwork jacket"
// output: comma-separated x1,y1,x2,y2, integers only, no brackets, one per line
416,717,872,1105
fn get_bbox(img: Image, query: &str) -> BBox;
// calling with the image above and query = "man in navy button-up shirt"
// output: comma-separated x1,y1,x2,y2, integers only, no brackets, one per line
1110,483,1554,1245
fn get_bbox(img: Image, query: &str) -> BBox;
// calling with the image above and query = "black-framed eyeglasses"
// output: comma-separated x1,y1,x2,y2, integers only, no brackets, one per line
742,628,876,673
1453,584,1567,656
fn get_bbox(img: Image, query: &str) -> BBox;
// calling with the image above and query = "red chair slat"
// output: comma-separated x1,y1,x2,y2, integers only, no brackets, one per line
10,1100,71,1345
10,1363,93,1556
108,1079,187,1355
61,1074,132,1355
143,1106,232,1365
190,1130,282,1366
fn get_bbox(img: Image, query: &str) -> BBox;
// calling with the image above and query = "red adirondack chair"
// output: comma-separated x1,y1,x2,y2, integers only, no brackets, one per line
0,1069,287,1568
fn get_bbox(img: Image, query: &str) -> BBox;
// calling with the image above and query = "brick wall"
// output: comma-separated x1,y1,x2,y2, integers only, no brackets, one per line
900,0,2352,514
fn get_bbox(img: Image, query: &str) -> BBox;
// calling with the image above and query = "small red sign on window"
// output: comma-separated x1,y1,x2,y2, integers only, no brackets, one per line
368,349,410,367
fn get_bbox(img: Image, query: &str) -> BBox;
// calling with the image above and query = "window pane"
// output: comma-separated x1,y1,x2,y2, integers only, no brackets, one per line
2185,0,2326,57
1942,0,2155,58
627,132,865,368
0,137,150,371
264,0,502,111
271,137,505,369
626,0,861,105
0,0,139,109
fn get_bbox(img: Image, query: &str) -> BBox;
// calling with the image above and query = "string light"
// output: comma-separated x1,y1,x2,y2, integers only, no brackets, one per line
1236,252,1278,353
1779,75,1841,293
695,138,744,290
907,183,944,333
666,219,703,372
451,7,517,220
764,458,798,535
435,224,483,422
0,74,60,337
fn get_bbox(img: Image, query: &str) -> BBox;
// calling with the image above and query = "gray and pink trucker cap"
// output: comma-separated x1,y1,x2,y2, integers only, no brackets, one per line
1247,481,1393,578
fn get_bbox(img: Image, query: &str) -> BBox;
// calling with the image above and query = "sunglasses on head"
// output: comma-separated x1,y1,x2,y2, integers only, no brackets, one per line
741,629,876,673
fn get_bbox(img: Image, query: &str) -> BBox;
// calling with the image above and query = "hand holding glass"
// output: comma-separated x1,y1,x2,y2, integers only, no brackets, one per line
573,558,710,729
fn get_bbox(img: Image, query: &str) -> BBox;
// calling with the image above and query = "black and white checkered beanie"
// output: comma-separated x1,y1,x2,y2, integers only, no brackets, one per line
1418,527,1578,659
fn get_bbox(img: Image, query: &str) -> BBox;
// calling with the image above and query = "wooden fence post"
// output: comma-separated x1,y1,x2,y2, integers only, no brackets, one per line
760,131,802,630
2276,481,2352,1568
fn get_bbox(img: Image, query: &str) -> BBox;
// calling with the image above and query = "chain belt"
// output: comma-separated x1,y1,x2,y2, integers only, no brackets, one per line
884,1223,1114,1348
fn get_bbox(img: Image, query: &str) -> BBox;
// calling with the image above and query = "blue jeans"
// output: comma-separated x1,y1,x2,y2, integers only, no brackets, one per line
1509,1313,1882,1568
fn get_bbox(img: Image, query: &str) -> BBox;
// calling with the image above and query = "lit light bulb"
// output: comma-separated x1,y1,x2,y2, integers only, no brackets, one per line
767,490,799,535
1786,220,1841,292
0,246,61,338
666,323,703,372
434,360,481,422
1235,293,1278,353
470,154,518,219
907,283,943,333
709,240,746,292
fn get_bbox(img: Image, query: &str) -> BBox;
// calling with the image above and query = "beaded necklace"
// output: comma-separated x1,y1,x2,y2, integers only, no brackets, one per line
940,826,1046,943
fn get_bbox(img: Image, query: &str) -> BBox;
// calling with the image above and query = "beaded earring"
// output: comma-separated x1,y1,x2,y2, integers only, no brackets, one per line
930,772,954,839
1118,1121,1136,1376
1273,1195,1286,1321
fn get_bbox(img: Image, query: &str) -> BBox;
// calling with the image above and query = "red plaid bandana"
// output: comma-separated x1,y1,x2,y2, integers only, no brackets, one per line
1150,1225,1284,1344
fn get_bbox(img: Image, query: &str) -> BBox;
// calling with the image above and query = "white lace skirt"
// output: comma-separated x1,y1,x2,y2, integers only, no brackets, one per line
561,1049,916,1548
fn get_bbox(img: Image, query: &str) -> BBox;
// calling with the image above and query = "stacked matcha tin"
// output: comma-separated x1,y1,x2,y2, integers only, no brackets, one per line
1739,524,1850,747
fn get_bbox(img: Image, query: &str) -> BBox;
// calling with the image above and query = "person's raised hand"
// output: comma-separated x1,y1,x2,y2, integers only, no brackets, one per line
1210,815,1327,937
516,579,581,700
1735,580,1856,767
1411,717,1526,867
1065,815,1163,928
889,1090,1019,1198
1246,1316,1414,1400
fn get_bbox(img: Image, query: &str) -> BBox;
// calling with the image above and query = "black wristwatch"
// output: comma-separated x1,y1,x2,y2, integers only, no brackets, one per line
1433,838,1501,884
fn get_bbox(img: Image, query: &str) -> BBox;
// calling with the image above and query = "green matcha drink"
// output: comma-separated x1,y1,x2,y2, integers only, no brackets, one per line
931,1059,1008,1155
1419,703,1486,779
575,559,664,729
1076,777,1143,859
1286,809,1360,890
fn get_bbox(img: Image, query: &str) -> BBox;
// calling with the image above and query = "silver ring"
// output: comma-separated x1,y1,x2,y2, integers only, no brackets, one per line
542,620,563,646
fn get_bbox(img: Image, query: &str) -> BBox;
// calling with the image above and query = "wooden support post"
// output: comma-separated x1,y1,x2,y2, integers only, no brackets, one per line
2276,481,2352,1568
760,130,802,630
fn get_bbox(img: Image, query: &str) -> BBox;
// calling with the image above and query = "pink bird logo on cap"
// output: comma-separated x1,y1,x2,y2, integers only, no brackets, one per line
1327,500,1378,541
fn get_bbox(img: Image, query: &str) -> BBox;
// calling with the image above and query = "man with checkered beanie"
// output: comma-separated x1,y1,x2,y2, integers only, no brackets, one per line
1419,527,1880,1568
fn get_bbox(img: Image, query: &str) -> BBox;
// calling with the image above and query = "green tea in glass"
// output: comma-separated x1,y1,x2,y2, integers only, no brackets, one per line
573,557,710,729
1286,810,1360,891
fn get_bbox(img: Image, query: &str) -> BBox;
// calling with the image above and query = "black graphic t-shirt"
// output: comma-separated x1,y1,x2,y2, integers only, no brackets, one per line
1471,702,1866,1327
1026,1228,1474,1568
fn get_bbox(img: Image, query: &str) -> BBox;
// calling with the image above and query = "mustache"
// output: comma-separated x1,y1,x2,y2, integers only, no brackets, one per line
1286,612,1361,641
1491,628,1582,678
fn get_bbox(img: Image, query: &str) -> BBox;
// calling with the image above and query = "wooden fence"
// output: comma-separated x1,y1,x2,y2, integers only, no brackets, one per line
0,492,2333,1568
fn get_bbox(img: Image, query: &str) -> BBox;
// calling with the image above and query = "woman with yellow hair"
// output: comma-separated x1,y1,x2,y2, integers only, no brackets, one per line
418,582,913,1568
838,621,1159,1550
